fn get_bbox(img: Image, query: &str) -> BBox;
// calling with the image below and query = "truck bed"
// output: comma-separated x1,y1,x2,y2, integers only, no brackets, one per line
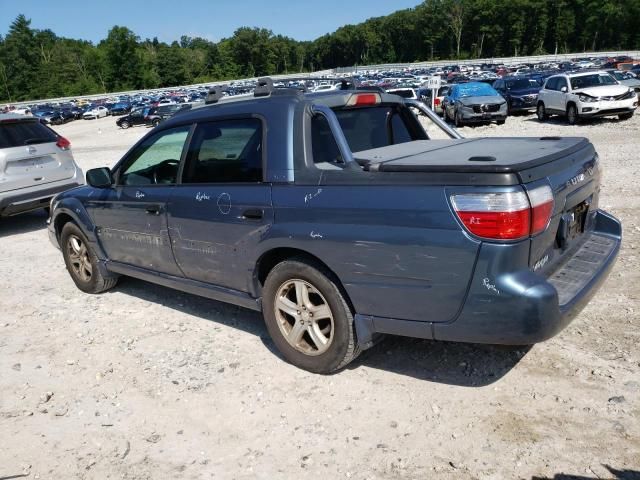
353,137,590,173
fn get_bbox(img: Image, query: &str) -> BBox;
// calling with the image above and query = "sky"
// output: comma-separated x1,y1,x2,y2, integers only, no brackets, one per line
0,0,422,44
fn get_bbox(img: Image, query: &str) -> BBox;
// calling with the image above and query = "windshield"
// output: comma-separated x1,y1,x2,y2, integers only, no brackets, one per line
506,79,538,90
452,82,499,100
570,73,617,90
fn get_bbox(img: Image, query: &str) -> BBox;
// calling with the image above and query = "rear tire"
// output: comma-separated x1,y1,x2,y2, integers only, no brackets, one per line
60,222,118,294
496,119,506,125
537,102,549,121
120,120,130,129
619,112,634,121
152,119,161,127
262,258,359,373
566,104,578,125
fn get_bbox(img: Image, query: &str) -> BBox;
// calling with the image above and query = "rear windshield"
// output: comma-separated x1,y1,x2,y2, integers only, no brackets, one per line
333,106,416,152
0,120,57,148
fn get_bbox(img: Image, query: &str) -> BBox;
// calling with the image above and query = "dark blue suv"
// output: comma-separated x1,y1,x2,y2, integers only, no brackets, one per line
493,77,542,114
48,84,621,373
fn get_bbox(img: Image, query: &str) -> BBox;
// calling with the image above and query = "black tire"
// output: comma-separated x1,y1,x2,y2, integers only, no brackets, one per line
120,120,130,129
619,112,634,121
152,119,161,127
496,119,506,125
566,104,578,125
262,258,359,373
60,222,118,294
536,102,549,121
454,109,463,128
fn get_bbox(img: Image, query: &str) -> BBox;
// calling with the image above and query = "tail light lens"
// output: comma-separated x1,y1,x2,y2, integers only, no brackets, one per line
527,185,554,235
56,136,71,150
451,191,531,240
346,93,381,106
434,98,441,106
451,185,554,241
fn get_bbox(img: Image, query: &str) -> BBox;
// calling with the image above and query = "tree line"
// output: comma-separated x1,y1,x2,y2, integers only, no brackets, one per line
1,0,639,102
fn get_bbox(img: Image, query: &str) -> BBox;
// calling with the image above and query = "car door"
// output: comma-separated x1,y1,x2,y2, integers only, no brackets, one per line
86,125,191,276
129,109,145,126
167,117,273,292
555,77,569,112
543,77,559,112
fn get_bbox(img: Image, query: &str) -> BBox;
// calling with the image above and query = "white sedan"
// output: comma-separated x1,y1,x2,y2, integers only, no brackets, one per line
83,106,109,119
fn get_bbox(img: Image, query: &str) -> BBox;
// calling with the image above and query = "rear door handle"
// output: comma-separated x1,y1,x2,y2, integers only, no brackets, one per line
242,209,263,220
145,206,162,215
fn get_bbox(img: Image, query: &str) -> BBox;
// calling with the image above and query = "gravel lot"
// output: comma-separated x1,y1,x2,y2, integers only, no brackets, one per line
1,111,639,479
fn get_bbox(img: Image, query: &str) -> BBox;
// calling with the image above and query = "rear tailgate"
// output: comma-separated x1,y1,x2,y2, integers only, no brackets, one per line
521,142,601,275
0,119,76,193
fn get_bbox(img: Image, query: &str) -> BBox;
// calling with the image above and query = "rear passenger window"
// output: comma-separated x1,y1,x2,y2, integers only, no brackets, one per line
182,119,263,183
311,114,343,168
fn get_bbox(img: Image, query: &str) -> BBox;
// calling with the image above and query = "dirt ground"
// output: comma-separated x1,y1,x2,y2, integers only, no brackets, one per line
1,110,638,480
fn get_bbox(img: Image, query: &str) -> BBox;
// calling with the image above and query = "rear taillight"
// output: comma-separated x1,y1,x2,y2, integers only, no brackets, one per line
56,136,71,150
451,186,554,240
434,98,441,106
451,192,531,240
527,185,554,235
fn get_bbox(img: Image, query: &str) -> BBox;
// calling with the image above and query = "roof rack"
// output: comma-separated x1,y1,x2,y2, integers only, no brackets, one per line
252,76,361,97
205,85,226,105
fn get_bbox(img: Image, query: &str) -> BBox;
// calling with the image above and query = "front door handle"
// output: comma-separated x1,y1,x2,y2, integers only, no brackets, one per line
242,209,263,220
145,205,162,215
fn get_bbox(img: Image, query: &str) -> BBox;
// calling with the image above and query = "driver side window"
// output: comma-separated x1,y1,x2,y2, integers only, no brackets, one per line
119,126,190,185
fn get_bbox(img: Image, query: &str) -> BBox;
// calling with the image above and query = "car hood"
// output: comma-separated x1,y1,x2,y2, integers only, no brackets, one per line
458,95,506,105
573,85,630,97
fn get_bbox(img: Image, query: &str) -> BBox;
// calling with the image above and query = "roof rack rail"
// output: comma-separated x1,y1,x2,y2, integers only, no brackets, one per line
254,77,275,97
251,76,362,97
205,85,226,104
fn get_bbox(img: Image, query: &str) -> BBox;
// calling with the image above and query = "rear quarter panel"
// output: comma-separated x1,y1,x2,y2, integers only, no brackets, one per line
269,185,480,323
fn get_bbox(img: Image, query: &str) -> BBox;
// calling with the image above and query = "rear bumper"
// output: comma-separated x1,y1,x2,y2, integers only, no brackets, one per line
355,209,621,349
0,176,84,216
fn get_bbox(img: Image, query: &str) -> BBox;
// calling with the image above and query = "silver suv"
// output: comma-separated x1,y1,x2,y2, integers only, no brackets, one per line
0,113,84,216
536,71,638,124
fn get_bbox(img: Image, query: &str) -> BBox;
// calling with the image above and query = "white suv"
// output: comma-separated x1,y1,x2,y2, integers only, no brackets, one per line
0,114,84,216
537,71,638,124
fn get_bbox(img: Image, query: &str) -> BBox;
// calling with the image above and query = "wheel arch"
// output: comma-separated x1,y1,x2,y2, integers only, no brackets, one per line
254,247,355,312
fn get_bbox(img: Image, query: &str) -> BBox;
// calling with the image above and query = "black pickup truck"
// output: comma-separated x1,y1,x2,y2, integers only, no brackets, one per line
48,80,622,373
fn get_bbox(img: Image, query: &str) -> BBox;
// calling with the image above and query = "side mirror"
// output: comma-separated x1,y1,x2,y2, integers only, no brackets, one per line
560,86,568,93
86,167,113,188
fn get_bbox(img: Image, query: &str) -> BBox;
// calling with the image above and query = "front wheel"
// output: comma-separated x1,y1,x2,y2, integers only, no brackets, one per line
262,258,359,373
120,120,130,129
537,103,549,121
566,104,578,125
60,222,118,294
454,110,464,128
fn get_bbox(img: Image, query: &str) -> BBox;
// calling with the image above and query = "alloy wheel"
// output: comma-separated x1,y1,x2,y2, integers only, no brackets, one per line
67,235,92,282
274,279,335,356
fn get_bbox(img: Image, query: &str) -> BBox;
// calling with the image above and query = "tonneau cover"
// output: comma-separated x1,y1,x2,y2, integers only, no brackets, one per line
353,137,590,173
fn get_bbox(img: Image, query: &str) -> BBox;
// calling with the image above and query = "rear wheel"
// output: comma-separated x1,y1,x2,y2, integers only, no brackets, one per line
152,118,161,127
536,102,549,121
262,258,359,373
496,119,506,125
120,120,130,129
619,112,634,121
566,104,578,125
60,222,118,294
